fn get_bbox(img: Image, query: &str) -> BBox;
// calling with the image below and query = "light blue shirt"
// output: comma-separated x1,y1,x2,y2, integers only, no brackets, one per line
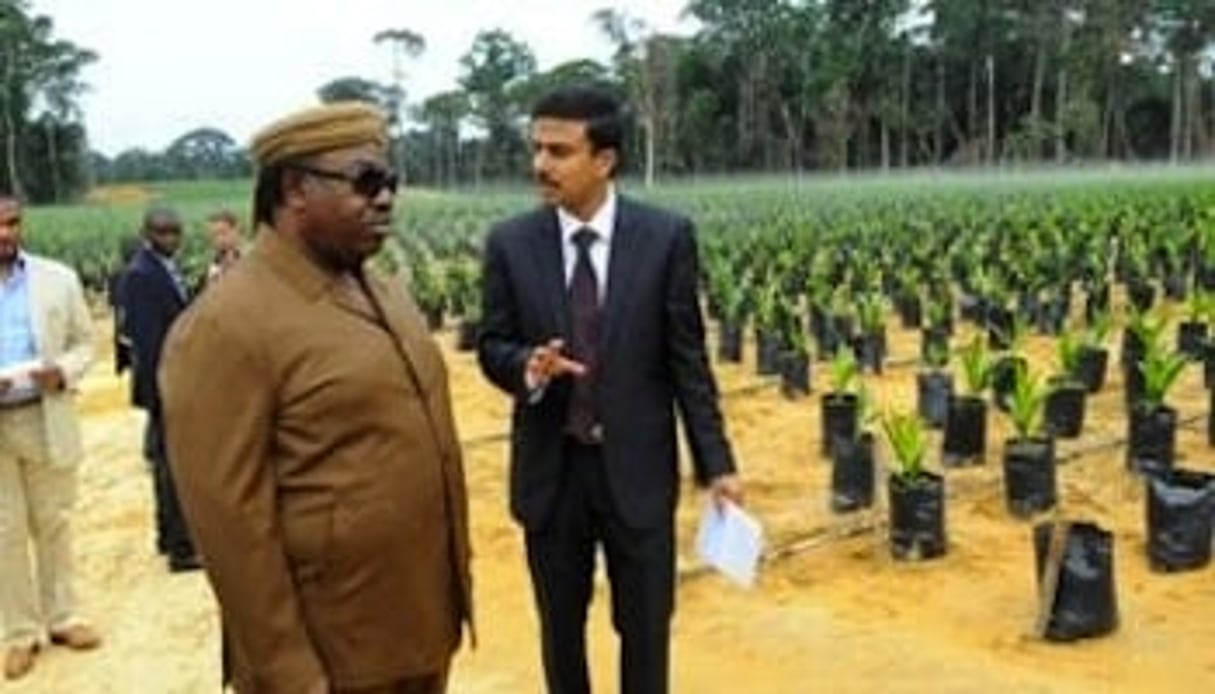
0,252,41,402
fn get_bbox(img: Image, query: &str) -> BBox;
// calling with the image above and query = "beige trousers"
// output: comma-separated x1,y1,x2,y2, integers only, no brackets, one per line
0,403,81,648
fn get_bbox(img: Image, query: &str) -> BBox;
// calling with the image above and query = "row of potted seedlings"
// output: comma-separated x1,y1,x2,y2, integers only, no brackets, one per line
691,186,1215,641
801,290,1215,641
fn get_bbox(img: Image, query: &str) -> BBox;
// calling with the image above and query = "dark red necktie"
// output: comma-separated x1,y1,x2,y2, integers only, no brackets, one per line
566,227,601,442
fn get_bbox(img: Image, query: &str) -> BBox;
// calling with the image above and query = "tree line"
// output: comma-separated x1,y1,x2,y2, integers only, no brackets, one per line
4,0,1215,201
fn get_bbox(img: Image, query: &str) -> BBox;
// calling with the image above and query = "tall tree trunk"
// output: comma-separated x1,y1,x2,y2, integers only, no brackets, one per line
473,140,483,188
2,110,20,199
643,116,655,188
1115,89,1132,160
448,131,458,188
855,99,871,169
778,100,802,173
936,61,946,164
1031,39,1047,160
880,121,890,171
968,63,978,161
2,48,23,199
1205,70,1215,158
900,47,910,168
1184,57,1200,160
1054,15,1070,163
986,54,996,164
44,119,59,203
1170,62,1183,163
737,73,753,168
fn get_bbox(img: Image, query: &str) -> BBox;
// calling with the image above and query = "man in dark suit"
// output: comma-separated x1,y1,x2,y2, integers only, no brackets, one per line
478,85,744,694
121,207,198,573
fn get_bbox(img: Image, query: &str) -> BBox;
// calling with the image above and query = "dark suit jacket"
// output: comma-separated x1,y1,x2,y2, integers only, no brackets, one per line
122,245,187,412
478,195,736,531
106,268,132,375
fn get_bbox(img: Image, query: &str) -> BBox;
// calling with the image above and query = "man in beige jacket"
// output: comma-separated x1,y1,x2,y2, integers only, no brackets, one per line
160,103,473,694
0,194,100,681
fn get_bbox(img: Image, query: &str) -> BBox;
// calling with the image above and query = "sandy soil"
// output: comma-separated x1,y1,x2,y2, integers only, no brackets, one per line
9,314,1215,693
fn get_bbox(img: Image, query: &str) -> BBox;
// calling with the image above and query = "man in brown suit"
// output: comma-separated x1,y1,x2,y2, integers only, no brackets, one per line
159,103,473,694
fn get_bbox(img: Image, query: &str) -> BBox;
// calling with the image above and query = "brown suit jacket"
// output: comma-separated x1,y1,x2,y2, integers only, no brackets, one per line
159,228,473,693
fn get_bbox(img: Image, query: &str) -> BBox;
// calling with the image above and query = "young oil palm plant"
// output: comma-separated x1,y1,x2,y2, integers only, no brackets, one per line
1178,288,1215,359
1008,362,1048,442
944,335,991,467
1003,361,1059,518
1128,341,1188,477
958,335,991,397
822,349,860,457
883,409,928,482
1140,344,1188,412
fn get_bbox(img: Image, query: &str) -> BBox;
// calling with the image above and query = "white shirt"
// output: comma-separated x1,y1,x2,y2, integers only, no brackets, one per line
556,185,616,302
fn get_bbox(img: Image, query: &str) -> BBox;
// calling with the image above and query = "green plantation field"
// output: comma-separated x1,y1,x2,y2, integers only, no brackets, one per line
23,166,1215,299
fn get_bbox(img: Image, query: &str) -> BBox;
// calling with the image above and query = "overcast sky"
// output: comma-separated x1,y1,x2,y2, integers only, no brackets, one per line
29,0,695,157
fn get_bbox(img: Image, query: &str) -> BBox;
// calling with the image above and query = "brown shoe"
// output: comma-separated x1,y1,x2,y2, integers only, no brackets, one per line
3,644,38,681
49,624,102,651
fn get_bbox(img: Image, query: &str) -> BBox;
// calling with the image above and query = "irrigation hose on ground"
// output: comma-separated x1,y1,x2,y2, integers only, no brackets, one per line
443,314,1210,583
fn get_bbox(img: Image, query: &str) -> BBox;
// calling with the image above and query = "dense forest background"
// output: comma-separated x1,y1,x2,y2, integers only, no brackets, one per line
4,0,1215,202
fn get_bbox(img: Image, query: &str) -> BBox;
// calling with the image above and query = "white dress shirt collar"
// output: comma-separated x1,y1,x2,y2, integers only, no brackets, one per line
556,184,617,246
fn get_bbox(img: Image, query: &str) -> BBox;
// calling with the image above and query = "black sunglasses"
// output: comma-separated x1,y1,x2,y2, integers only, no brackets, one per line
293,163,399,198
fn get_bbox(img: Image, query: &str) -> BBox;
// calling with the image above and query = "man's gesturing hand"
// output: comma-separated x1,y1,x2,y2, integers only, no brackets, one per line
524,338,587,390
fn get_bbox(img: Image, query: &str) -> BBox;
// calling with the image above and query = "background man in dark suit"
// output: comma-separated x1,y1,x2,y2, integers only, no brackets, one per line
478,85,744,694
121,207,198,573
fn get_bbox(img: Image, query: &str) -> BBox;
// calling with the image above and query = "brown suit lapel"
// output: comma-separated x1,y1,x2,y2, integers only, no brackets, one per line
361,273,440,403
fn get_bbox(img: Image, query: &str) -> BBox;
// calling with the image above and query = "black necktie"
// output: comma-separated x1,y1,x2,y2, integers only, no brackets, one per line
566,227,601,442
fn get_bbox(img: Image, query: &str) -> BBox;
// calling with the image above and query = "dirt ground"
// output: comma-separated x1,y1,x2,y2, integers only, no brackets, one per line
9,314,1215,693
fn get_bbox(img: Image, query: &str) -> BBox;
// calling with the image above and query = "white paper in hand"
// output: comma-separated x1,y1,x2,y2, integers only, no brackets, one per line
695,499,764,588
0,359,40,392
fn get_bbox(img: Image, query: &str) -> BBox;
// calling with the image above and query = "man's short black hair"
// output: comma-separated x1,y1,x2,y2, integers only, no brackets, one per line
531,84,625,157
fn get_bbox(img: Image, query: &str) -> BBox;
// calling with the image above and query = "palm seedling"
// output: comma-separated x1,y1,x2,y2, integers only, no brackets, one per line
1140,344,1188,413
854,291,888,373
883,409,928,482
944,335,991,466
887,397,950,559
1003,361,1059,517
1128,341,1188,476
777,298,811,398
1178,288,1215,359
821,349,860,456
958,335,991,398
917,338,954,429
1124,307,1168,406
1008,362,1048,442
